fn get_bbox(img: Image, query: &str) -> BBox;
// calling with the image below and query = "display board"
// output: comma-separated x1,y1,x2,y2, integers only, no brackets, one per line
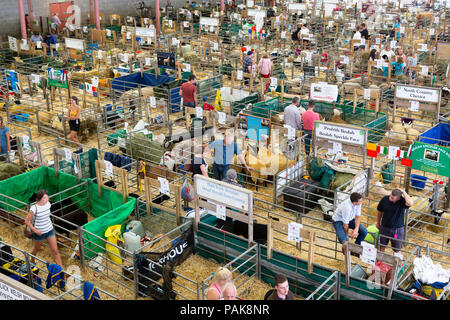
199,17,219,27
64,38,85,50
310,83,339,103
409,141,450,177
157,52,176,69
47,68,69,89
238,113,271,143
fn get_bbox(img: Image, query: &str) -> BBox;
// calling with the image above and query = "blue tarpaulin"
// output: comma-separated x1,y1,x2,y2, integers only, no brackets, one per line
419,123,450,147
111,72,174,92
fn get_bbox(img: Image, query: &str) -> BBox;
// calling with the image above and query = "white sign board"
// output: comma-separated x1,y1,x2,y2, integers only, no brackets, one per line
195,176,251,211
135,27,155,38
247,9,267,17
0,281,36,300
310,83,339,103
288,3,307,11
315,122,366,146
288,222,303,242
360,242,377,265
199,17,219,27
8,36,18,52
395,85,440,103
64,38,85,51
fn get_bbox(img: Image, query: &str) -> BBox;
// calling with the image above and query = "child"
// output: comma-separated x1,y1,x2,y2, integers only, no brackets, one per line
381,55,390,79
202,96,215,111
392,56,405,76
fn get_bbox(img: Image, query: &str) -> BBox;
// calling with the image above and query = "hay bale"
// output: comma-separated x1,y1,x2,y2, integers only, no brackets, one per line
0,162,23,181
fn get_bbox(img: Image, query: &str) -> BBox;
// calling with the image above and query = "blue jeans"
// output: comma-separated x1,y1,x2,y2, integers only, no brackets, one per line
304,130,312,155
33,228,55,241
332,219,368,245
213,164,229,181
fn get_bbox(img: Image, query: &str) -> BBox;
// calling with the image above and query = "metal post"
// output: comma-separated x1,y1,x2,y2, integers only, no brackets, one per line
256,244,261,280
24,252,33,287
335,271,341,300
78,226,85,271
133,253,139,299
18,0,28,40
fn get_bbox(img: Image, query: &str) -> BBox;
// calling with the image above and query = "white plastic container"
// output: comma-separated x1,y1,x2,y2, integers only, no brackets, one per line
123,231,141,254
126,220,145,237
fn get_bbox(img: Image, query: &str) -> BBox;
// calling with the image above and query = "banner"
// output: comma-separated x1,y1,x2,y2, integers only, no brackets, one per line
47,68,69,89
395,85,440,103
314,122,366,146
409,141,450,177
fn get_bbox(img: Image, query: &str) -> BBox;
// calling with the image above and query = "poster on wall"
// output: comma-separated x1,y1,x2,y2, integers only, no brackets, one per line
47,68,69,89
409,141,450,177
310,83,339,103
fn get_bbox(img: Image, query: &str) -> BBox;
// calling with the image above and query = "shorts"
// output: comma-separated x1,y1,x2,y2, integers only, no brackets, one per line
260,73,270,79
69,119,80,132
33,228,55,241
183,102,196,108
379,226,404,251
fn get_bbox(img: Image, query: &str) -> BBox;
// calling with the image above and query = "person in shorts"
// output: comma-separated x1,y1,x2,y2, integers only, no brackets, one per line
67,96,81,149
376,189,413,253
25,189,63,267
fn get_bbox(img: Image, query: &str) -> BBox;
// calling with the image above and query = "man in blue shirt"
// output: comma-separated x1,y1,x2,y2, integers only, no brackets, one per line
44,33,58,47
207,130,251,181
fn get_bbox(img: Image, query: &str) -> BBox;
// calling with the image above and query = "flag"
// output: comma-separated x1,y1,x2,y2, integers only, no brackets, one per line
367,149,378,158
400,158,412,167
366,143,377,151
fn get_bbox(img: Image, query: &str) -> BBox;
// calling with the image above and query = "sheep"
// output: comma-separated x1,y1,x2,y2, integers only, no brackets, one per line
331,108,347,124
370,181,391,201
216,217,279,245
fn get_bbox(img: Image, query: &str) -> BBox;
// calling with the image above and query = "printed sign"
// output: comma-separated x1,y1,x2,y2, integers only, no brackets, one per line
395,85,440,103
8,36,18,52
310,83,339,103
65,38,85,50
199,17,219,27
360,242,377,265
104,161,113,177
150,96,156,108
216,203,226,221
284,124,296,139
237,70,243,80
196,107,203,118
195,176,251,211
0,280,35,300
64,148,72,162
218,112,226,125
288,222,302,242
315,122,366,146
409,100,419,112
158,177,170,196
47,68,69,89
409,141,450,177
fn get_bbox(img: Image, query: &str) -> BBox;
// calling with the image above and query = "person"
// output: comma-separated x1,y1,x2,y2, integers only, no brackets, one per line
44,32,58,48
353,26,362,51
392,56,405,76
360,23,370,40
30,31,43,44
67,96,81,147
291,23,302,42
0,116,11,158
180,74,198,110
222,282,238,300
369,48,377,61
396,47,406,63
394,17,402,40
380,43,395,61
406,48,418,83
280,10,288,30
258,53,272,93
300,23,310,49
242,51,254,87
332,192,368,246
207,130,251,181
284,96,302,131
376,189,413,253
50,13,62,32
223,168,240,187
206,267,232,300
301,101,320,155
192,139,208,177
25,189,63,267
381,55,390,79
202,96,214,111
267,274,295,300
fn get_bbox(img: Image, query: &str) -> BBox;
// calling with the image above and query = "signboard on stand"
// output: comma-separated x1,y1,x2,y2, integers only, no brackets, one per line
408,141,450,177
310,83,339,103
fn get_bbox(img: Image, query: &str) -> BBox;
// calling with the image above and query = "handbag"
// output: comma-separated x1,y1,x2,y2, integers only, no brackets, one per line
24,205,36,239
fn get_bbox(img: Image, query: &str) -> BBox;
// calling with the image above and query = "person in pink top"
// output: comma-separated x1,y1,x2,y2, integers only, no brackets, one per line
301,101,320,155
258,53,272,93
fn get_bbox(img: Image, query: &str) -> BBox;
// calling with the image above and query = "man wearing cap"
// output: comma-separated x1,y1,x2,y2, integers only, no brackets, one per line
242,50,254,87
207,130,252,181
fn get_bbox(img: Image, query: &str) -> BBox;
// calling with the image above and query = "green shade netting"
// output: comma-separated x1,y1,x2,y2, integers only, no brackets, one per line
0,166,136,260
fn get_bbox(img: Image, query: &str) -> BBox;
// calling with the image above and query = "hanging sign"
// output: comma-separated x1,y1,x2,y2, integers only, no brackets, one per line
8,36,18,52
314,122,366,146
104,161,113,177
218,112,226,125
288,222,302,242
409,141,450,177
158,177,170,196
64,148,72,162
360,242,377,265
310,83,339,103
395,85,440,103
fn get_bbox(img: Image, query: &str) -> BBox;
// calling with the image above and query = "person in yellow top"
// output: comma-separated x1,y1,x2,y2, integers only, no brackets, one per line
68,96,81,148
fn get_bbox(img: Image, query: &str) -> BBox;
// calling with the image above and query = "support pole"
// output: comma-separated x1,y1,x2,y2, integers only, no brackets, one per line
95,0,101,30
156,0,161,36
18,0,28,39
27,0,34,26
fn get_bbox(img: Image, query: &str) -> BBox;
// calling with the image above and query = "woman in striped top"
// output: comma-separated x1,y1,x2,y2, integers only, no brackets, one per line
25,189,62,267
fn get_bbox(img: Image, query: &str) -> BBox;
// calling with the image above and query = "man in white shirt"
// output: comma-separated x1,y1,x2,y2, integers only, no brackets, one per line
283,96,303,130
332,192,368,245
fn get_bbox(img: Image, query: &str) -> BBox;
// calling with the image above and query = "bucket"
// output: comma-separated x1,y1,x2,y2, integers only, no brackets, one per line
126,220,145,237
410,174,427,191
123,231,141,254
351,264,368,279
